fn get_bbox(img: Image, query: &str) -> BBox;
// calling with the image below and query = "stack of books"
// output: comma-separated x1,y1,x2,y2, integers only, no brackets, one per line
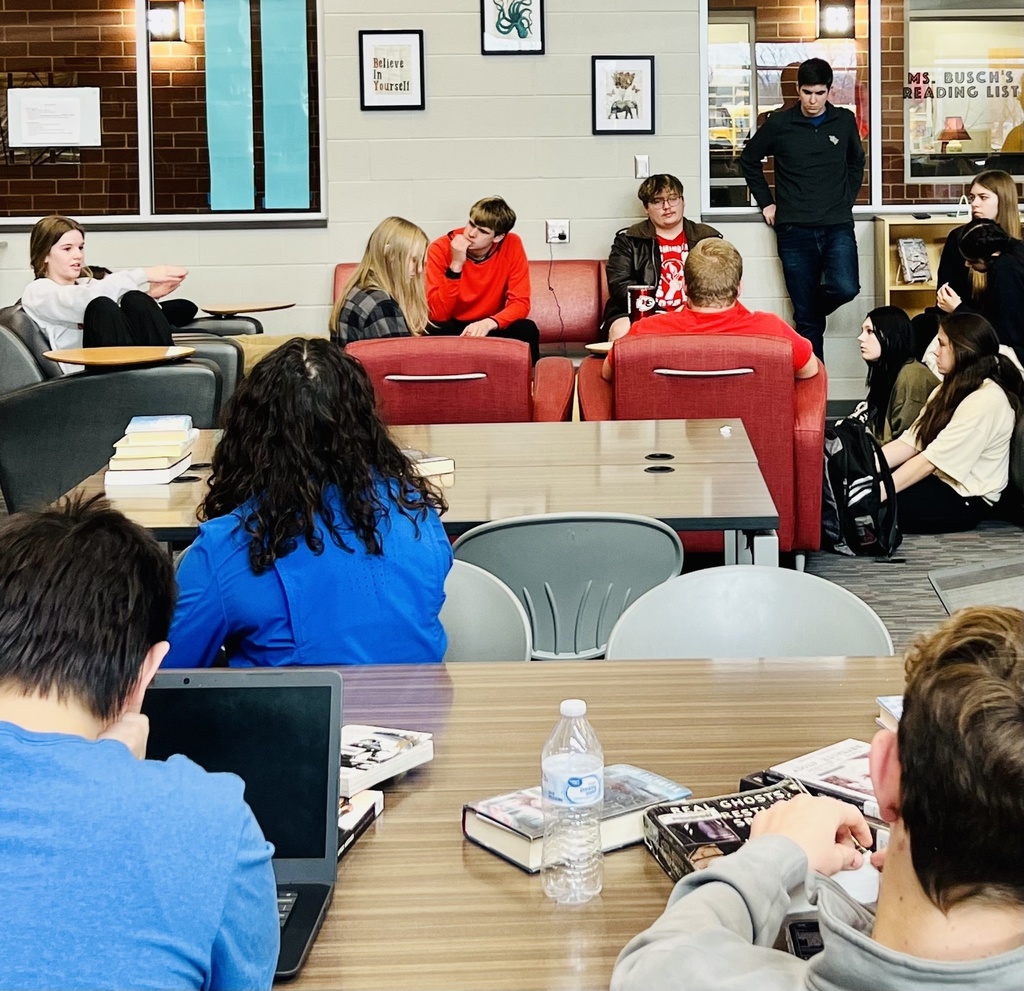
104,415,198,489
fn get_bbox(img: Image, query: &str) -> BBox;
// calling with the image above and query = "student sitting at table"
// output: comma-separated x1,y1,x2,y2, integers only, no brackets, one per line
329,216,431,346
602,239,819,382
0,496,279,990
20,215,189,369
881,312,1023,534
164,338,452,668
612,604,1024,991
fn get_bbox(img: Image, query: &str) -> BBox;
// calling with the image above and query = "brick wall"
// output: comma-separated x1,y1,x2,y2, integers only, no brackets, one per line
0,0,140,216
0,0,320,217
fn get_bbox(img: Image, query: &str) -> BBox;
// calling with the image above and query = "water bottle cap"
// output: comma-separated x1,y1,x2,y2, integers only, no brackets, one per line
559,698,587,718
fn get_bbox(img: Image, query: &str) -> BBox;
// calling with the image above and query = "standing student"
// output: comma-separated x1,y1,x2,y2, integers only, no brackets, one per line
857,306,938,443
0,496,279,990
164,338,452,668
601,174,722,341
425,195,540,362
881,312,1023,533
329,216,430,346
20,215,188,365
739,58,865,360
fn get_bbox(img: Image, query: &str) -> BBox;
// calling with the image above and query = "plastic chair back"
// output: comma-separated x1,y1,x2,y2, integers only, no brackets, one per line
441,561,532,662
605,565,894,659
453,513,683,660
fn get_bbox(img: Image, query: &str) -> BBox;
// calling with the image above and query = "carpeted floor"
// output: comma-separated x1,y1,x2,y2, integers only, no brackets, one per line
804,520,1023,653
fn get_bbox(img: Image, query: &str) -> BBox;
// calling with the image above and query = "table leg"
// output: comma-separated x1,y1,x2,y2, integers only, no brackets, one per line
723,530,738,565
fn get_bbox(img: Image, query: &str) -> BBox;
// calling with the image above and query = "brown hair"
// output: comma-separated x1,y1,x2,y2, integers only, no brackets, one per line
28,215,87,280
638,174,684,207
331,216,429,337
468,196,516,236
683,239,742,308
969,170,1021,239
898,606,1024,910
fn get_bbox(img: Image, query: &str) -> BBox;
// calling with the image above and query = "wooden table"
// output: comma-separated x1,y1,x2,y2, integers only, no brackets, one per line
199,301,295,316
42,345,195,366
74,420,779,557
293,657,904,990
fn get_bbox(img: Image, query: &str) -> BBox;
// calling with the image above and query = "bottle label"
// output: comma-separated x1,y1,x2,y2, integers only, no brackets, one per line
542,770,603,807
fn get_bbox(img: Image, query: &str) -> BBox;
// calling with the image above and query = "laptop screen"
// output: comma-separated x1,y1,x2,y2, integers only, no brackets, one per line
144,683,333,861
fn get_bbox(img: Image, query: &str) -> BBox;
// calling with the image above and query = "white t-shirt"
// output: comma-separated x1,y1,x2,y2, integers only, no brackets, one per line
902,378,1015,503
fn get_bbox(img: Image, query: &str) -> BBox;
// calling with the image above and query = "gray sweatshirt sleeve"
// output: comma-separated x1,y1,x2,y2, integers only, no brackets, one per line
611,836,810,991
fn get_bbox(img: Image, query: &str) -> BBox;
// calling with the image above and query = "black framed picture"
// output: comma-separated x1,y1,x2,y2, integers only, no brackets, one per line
358,30,425,111
481,0,544,55
591,56,655,135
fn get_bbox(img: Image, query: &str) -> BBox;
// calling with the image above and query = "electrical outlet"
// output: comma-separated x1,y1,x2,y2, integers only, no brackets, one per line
545,219,570,244
634,154,650,179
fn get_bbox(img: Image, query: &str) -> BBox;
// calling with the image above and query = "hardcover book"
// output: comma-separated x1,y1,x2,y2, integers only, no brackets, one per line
643,778,807,882
112,429,199,459
769,739,875,807
103,452,194,487
339,725,433,798
401,449,455,478
462,764,691,873
337,789,383,860
896,237,931,284
875,695,903,732
125,414,194,434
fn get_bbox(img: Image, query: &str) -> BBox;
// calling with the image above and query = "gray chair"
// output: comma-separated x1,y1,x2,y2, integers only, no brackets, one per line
452,513,684,660
0,363,220,512
604,565,894,659
0,303,246,399
440,560,532,662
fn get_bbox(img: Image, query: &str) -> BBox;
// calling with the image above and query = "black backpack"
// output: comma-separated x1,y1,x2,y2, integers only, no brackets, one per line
821,417,902,557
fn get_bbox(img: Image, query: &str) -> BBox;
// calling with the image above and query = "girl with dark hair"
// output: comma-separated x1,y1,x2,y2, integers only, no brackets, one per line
857,305,937,442
21,215,188,371
163,338,452,667
882,313,1024,534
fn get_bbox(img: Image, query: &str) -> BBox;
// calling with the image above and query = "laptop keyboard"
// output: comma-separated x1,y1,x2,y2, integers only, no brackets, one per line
277,890,298,929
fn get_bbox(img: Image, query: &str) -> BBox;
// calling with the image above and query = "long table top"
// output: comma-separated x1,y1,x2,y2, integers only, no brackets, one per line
76,420,777,541
293,657,904,990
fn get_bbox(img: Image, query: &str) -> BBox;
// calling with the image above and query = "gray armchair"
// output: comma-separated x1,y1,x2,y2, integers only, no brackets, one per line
0,361,220,512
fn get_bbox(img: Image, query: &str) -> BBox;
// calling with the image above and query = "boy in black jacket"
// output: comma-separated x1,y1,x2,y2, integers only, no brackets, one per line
740,58,865,360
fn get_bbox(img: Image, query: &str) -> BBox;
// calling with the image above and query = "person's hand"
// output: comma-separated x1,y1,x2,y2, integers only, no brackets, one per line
449,233,470,271
936,283,960,313
762,204,777,227
749,794,871,876
870,846,887,871
461,318,496,337
145,265,188,299
97,711,150,760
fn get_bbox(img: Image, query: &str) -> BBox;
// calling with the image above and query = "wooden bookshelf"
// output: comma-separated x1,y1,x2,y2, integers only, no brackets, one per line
873,214,961,317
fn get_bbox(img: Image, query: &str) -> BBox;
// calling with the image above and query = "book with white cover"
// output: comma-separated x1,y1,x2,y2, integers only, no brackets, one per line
401,449,455,478
769,738,874,806
125,414,194,434
339,725,433,798
112,429,199,459
103,452,193,487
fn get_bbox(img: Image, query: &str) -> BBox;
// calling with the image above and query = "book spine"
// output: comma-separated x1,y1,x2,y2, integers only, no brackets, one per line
642,810,692,883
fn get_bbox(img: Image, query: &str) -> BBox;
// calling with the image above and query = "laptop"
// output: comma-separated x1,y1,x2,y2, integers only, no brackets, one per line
142,668,343,981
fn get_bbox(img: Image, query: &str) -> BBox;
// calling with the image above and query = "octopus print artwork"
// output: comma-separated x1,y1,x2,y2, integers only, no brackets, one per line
481,0,545,54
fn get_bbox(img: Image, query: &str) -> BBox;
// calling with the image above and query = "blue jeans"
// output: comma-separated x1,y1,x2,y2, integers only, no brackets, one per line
775,221,859,360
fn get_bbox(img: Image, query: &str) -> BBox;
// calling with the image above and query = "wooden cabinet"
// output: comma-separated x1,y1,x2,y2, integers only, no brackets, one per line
873,214,961,317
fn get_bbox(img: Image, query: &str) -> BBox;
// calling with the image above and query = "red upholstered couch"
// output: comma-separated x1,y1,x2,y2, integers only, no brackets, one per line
333,260,608,351
577,334,828,558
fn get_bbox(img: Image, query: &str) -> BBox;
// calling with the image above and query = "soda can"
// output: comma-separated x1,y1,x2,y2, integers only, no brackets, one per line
627,285,658,323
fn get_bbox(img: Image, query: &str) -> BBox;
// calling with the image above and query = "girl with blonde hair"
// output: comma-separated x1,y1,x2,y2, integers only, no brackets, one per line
329,216,430,345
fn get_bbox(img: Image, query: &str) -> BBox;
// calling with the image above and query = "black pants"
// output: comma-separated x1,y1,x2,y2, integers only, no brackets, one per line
83,291,175,348
897,474,988,534
429,318,540,364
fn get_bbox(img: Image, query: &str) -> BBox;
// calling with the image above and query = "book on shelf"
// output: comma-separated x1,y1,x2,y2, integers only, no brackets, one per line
896,237,931,284
103,452,193,487
643,778,807,882
402,449,455,478
462,764,691,873
125,414,194,436
337,789,383,861
339,724,433,798
768,738,875,808
876,695,903,732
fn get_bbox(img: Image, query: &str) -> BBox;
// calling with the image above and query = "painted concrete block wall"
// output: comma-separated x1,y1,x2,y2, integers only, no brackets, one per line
0,0,871,400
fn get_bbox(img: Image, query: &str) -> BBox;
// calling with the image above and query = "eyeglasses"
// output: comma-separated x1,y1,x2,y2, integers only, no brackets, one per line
649,196,681,207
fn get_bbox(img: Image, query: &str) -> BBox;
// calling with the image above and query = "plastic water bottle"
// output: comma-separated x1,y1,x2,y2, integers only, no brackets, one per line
541,698,604,904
